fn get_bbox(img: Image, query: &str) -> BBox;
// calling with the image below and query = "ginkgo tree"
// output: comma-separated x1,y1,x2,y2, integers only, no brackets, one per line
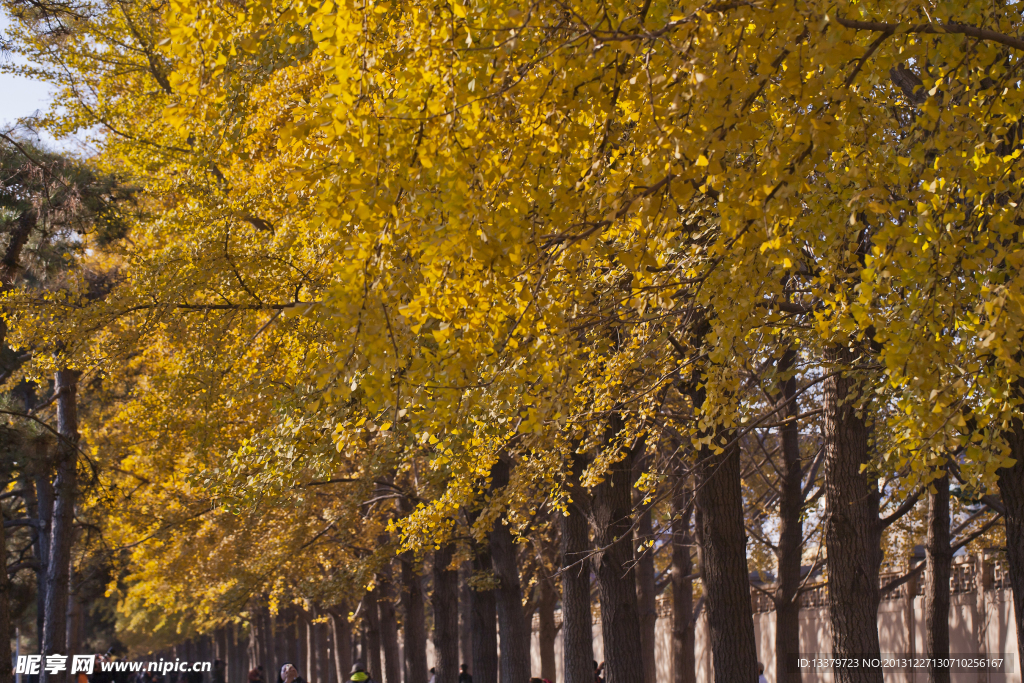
2,0,1024,683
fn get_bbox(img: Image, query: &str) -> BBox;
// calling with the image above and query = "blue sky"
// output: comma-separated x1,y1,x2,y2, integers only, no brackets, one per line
1,12,73,150
0,62,52,128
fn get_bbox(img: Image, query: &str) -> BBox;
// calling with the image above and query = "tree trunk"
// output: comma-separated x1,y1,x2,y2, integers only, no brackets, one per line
0,210,33,683
251,618,262,672
924,472,951,683
327,635,337,683
293,607,305,674
217,628,231,682
997,424,1024,677
537,576,557,683
635,503,657,683
688,381,758,683
561,454,594,683
471,547,499,683
379,565,402,683
41,368,79,683
589,440,644,683
307,608,318,682
298,605,310,677
366,591,382,683
273,612,287,683
433,546,460,683
489,462,532,683
401,553,429,683
66,573,82,658
203,636,214,671
822,346,883,683
670,486,695,683
330,605,352,683
261,606,275,681
0,491,12,683
240,622,251,682
321,613,332,683
459,562,473,672
313,606,326,683
229,622,240,683
775,348,804,683
32,463,54,648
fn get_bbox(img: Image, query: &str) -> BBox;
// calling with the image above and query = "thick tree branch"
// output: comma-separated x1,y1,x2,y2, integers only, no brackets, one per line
836,17,1024,53
879,485,925,529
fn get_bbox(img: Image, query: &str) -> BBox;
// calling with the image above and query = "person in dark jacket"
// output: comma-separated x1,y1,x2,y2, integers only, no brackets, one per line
349,662,375,683
457,665,471,683
278,664,304,683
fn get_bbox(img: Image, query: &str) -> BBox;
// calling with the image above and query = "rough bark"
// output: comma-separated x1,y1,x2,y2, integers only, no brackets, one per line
924,473,951,683
261,606,275,681
459,561,473,670
322,614,332,683
433,545,460,683
298,605,309,676
537,575,557,683
229,623,241,683
775,348,804,683
329,604,353,683
239,623,250,682
488,462,532,683
471,547,499,683
0,494,12,683
489,520,531,683
285,607,300,671
561,453,594,683
401,553,429,683
378,565,402,683
251,616,263,672
589,440,644,683
670,486,695,683
32,463,54,647
294,607,305,673
202,637,214,671
66,573,82,657
822,346,883,683
307,608,316,681
273,613,287,683
216,628,230,681
635,503,657,683
327,637,337,683
997,425,1024,676
366,591,383,683
312,606,326,683
692,430,758,683
41,368,79,683
0,209,33,683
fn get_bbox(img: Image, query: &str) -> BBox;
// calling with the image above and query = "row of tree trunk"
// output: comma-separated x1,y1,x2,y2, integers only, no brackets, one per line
7,344,1024,683
659,340,1024,683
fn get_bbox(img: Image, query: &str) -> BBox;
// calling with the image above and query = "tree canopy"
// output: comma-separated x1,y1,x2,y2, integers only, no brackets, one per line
1,1,1022,682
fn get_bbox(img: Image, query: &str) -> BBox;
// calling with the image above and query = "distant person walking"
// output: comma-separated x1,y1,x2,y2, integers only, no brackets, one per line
757,662,768,683
279,663,305,683
349,662,375,683
457,665,471,683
